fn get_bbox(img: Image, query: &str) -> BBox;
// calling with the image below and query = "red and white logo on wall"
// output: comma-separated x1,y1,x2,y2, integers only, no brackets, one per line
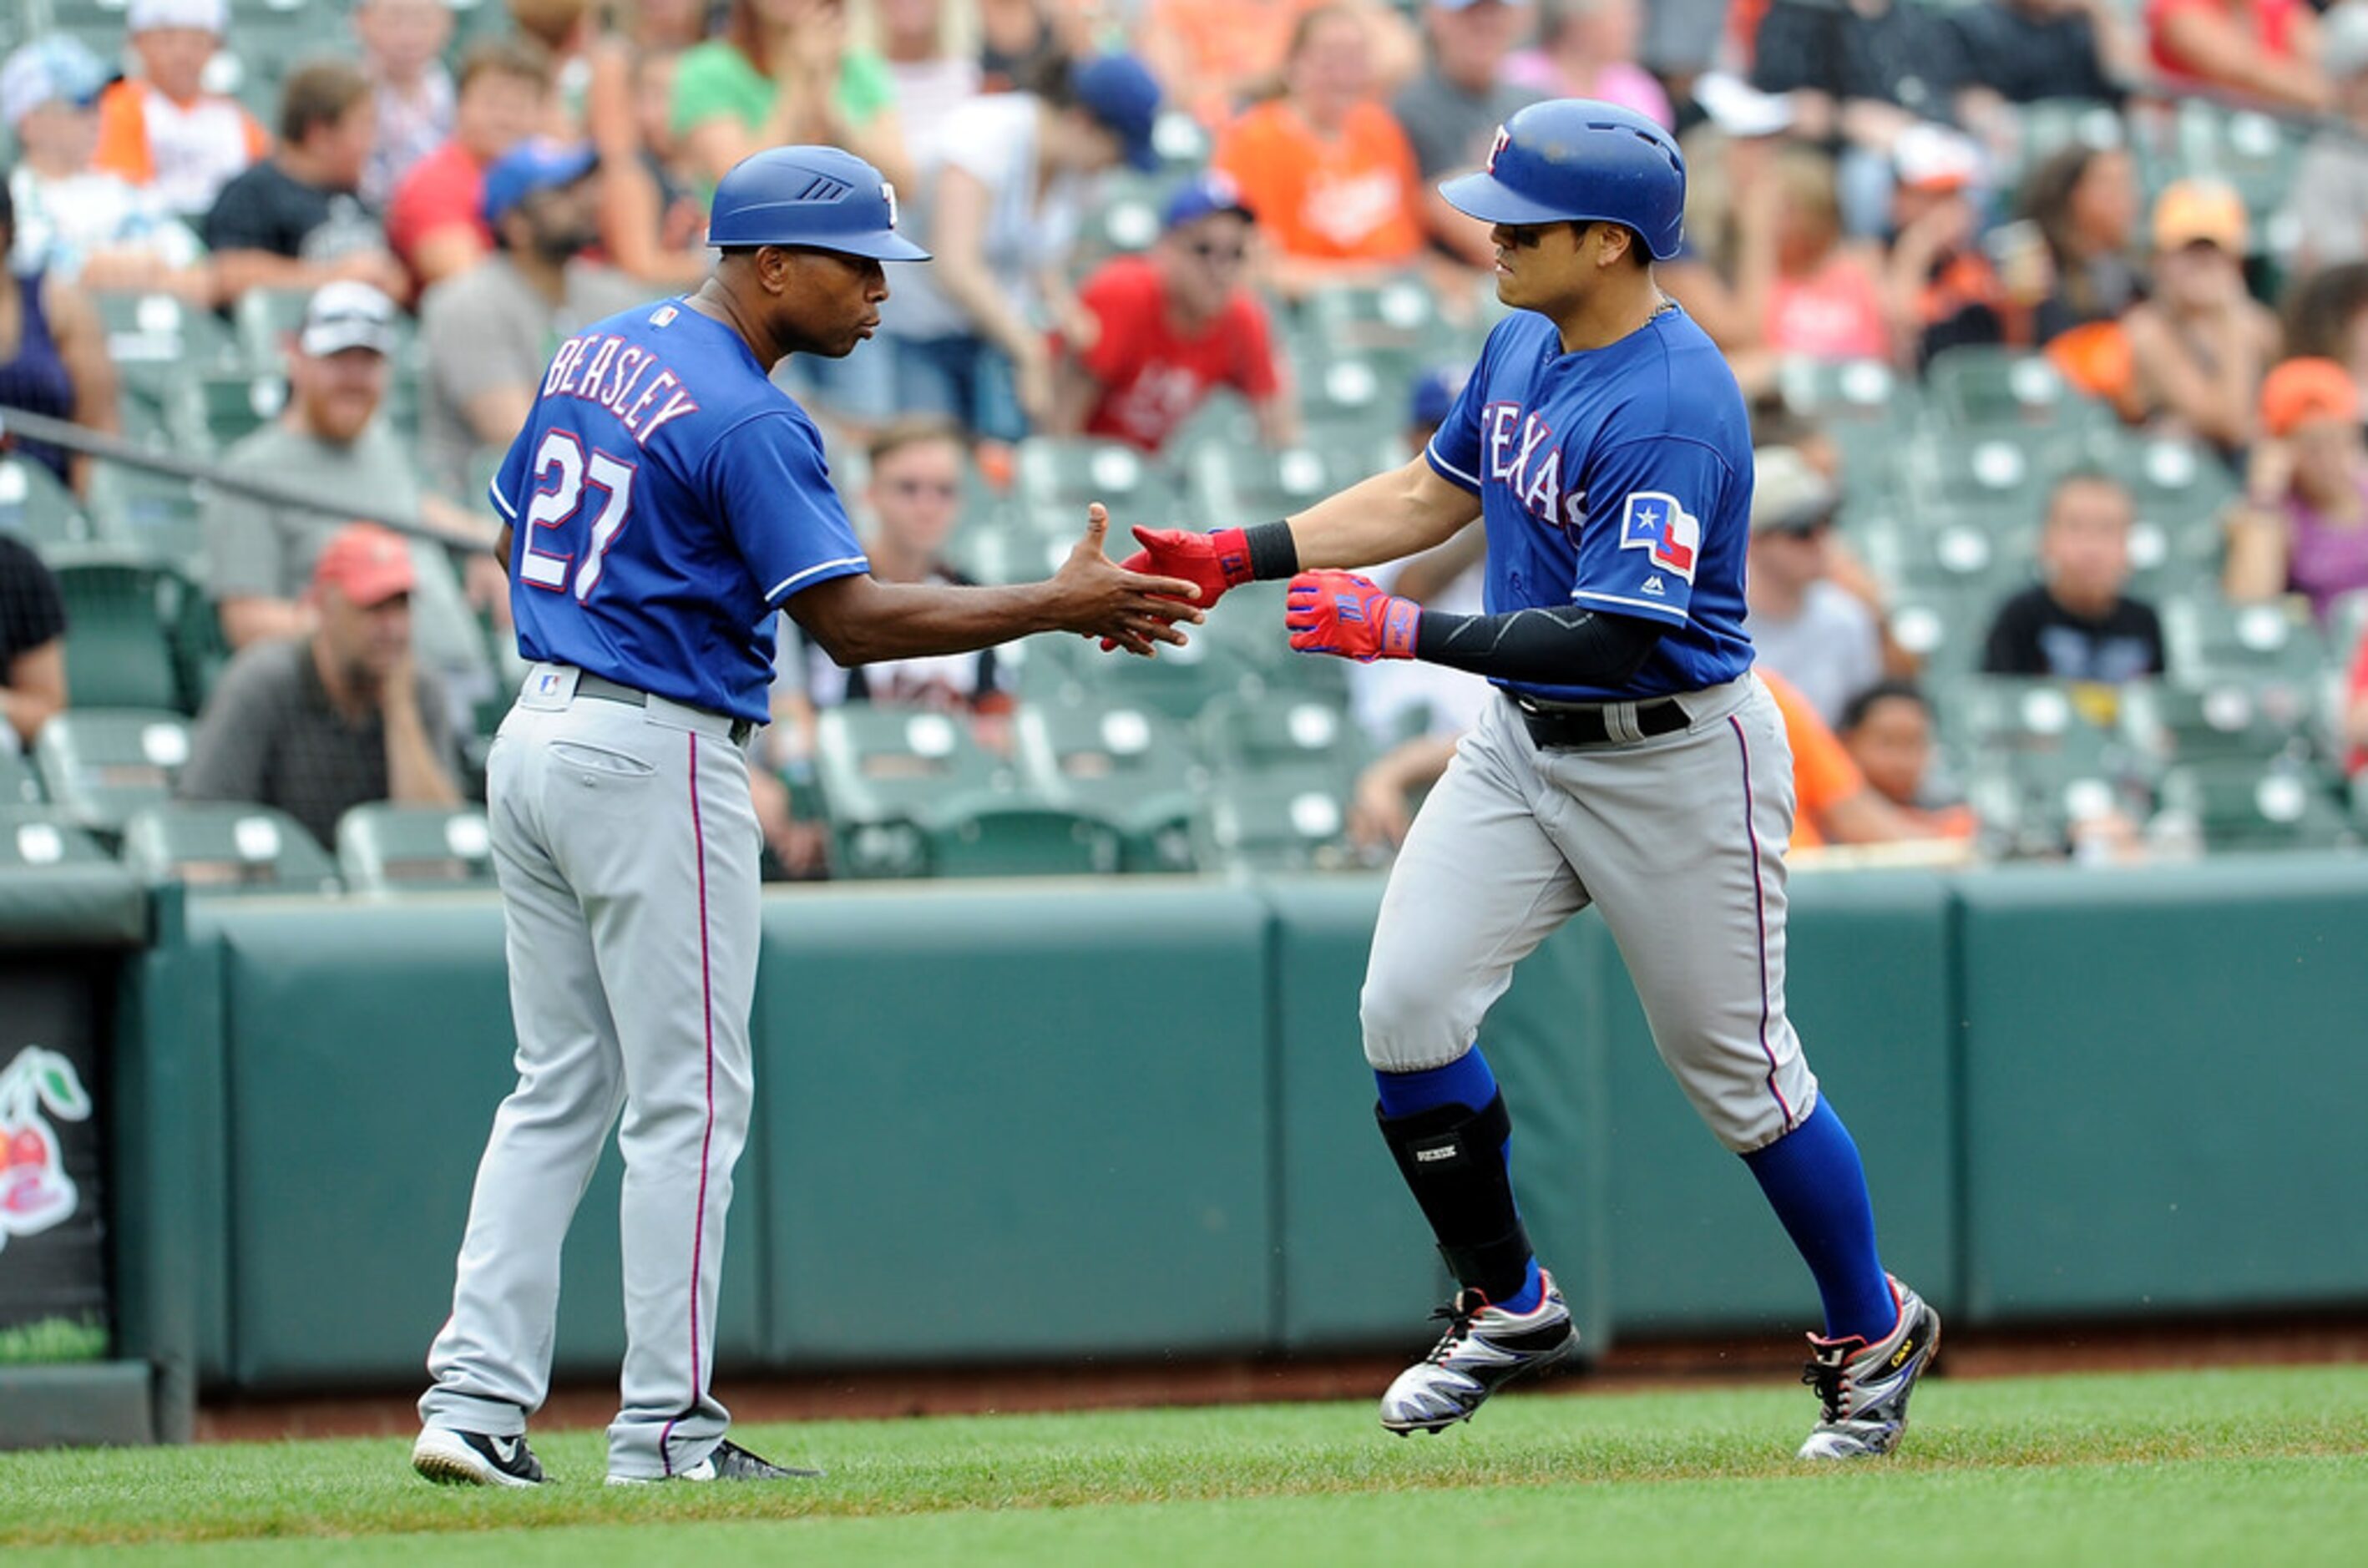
0,1047,90,1249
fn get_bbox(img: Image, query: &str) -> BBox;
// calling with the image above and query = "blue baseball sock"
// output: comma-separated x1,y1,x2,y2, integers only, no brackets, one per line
1375,1050,1544,1314
1741,1100,1896,1343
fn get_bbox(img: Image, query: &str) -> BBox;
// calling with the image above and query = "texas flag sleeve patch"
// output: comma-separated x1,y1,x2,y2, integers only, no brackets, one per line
1617,492,1701,583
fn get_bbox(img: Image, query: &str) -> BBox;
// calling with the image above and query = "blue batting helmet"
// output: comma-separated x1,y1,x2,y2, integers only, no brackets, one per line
706,145,930,261
1438,99,1687,261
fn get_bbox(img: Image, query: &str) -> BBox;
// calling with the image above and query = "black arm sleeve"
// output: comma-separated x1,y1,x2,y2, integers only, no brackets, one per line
1412,604,1664,686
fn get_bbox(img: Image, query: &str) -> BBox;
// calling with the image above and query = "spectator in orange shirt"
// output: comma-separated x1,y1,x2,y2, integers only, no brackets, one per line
1211,4,1427,301
92,0,271,221
1835,680,1979,841
384,38,554,291
1758,665,1918,848
1144,0,1422,129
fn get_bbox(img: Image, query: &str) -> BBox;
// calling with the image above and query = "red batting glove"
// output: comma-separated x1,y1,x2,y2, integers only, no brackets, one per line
1284,570,1420,663
1099,526,1256,651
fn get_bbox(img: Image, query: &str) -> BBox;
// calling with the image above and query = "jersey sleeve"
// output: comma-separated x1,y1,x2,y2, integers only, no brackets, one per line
1568,436,1732,627
707,412,870,605
1422,331,1495,493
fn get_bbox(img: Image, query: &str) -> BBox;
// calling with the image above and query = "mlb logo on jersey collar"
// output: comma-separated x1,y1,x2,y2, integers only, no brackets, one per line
1618,492,1700,581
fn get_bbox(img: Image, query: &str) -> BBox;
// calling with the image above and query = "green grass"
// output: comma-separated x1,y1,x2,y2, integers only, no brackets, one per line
4,1366,2365,1565
0,1316,107,1366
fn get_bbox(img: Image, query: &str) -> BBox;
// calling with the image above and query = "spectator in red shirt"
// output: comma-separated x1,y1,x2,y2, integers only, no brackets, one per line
2147,0,2328,114
1050,173,1299,454
383,38,552,291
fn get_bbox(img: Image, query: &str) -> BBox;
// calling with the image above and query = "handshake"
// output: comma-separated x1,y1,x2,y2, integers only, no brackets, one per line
1111,526,1419,664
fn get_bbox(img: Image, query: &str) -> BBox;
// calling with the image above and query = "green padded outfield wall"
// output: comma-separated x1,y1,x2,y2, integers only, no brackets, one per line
755,884,1273,1363
1263,878,1609,1353
1956,857,2368,1321
194,899,764,1391
1587,872,1961,1334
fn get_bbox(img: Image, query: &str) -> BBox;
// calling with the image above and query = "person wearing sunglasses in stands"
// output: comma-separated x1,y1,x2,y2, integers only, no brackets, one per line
1049,171,1301,456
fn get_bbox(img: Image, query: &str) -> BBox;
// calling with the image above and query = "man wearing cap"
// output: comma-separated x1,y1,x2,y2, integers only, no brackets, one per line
1745,446,1882,726
202,61,410,306
418,137,647,502
180,521,463,851
91,0,270,222
2122,179,2279,454
1050,174,1298,455
1393,0,1543,271
3,35,210,298
204,281,505,719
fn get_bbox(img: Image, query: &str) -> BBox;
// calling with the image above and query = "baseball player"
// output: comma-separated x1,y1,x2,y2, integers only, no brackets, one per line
1121,101,1938,1459
412,146,1203,1489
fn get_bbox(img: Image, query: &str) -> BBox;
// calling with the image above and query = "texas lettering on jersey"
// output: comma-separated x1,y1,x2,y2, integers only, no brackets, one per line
1480,402,1586,532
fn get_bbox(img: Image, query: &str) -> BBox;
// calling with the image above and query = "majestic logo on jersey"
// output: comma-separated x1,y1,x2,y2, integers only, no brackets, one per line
1641,574,1666,597
1618,493,1700,582
1485,125,1510,174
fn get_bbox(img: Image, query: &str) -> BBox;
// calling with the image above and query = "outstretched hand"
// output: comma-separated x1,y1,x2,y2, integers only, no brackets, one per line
1284,570,1420,663
1099,524,1254,651
1057,503,1207,657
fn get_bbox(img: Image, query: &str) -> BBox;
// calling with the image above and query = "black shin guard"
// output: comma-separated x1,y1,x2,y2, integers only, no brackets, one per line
1375,1092,1533,1303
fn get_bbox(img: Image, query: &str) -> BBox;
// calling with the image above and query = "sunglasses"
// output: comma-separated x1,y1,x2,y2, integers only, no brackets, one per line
1188,240,1247,264
1501,223,1570,249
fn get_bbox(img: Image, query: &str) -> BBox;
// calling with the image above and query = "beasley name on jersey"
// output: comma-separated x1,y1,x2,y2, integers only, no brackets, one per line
1424,306,1756,703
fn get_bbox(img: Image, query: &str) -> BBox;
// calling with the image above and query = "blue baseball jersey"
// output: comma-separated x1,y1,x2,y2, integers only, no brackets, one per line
491,299,870,724
1424,306,1755,703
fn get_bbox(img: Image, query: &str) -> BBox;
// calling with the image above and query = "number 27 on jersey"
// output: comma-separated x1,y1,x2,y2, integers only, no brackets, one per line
519,429,638,603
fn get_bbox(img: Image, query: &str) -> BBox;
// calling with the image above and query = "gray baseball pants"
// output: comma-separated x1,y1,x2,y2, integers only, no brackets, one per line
1361,674,1819,1154
420,665,760,1479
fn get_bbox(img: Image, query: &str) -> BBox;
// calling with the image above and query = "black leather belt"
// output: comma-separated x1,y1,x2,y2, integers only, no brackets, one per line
1514,692,1690,749
576,671,755,746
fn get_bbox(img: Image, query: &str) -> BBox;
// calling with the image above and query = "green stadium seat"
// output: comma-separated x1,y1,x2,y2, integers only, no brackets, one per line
0,458,98,549
94,291,245,387
38,545,199,712
1197,690,1368,783
1014,699,1206,873
0,746,45,809
0,808,111,867
1859,508,2037,600
1885,587,1992,680
2153,758,2352,852
2161,596,2326,685
87,464,209,571
119,801,343,895
1776,356,1914,424
334,803,497,893
1185,440,1392,529
1298,355,1418,439
1895,430,2067,517
1302,277,1469,364
33,708,193,835
1014,438,1171,524
812,706,1116,878
182,372,291,453
2006,98,2127,187
1924,346,2112,432
1189,766,1358,872
2119,677,2315,767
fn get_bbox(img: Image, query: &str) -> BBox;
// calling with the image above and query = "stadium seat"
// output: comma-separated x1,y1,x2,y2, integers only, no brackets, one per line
38,545,200,711
119,802,343,895
1302,277,1469,366
1885,588,1991,680
1775,357,1913,424
812,706,1116,878
1924,346,2112,432
33,709,194,835
1189,767,1358,872
1895,429,2068,517
182,372,291,453
0,458,98,549
2153,758,2352,852
1014,699,1206,873
335,803,498,893
1185,439,1393,529
2161,596,2327,686
1197,689,1369,783
2120,678,2315,767
1857,508,2037,600
1013,438,1172,524
1298,356,1417,438
0,746,45,808
0,808,111,868
87,464,210,573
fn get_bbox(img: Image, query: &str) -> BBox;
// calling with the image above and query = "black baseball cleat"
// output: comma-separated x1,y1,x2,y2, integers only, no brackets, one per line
412,1426,545,1487
607,1438,823,1485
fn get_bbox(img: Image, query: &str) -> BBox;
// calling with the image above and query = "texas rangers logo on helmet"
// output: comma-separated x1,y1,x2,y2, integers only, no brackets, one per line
1485,125,1510,174
882,180,899,230
1617,492,1701,581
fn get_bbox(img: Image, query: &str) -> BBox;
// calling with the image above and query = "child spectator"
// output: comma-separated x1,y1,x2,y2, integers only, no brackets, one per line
1982,471,2165,683
354,0,457,209
2226,357,2368,624
1212,5,1427,301
3,35,210,300
203,63,410,306
385,38,554,292
92,0,270,221
1836,681,1978,841
1051,174,1298,455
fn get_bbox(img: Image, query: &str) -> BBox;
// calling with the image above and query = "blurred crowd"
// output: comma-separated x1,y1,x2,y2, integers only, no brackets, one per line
6,0,2368,886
